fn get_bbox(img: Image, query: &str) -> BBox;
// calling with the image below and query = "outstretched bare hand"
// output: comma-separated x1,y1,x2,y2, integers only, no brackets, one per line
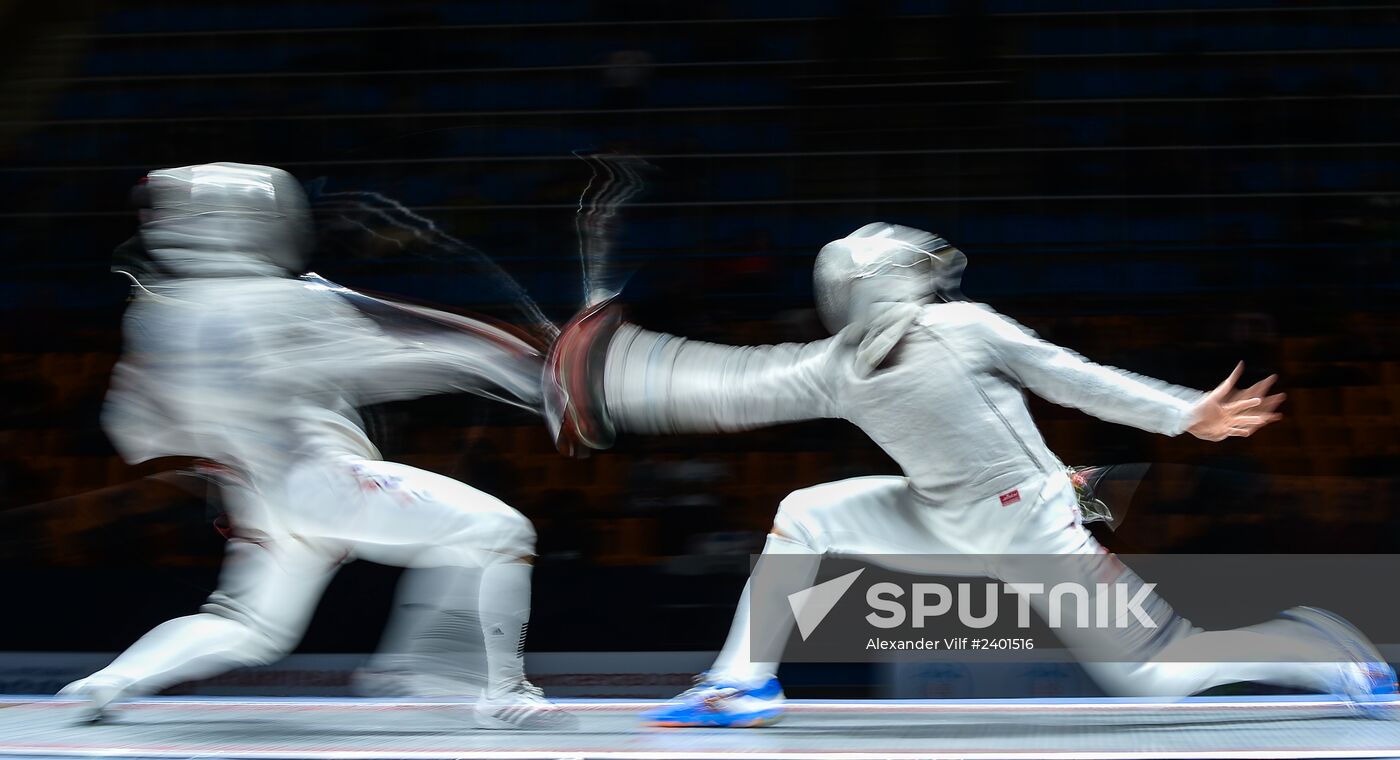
1186,362,1285,442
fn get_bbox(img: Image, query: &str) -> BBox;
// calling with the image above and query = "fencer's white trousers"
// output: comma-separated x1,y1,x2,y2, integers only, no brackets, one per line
710,474,1344,697
80,458,534,698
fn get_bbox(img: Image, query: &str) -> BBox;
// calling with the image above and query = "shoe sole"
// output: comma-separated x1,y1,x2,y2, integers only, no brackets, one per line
645,712,785,728
59,686,123,726
70,707,110,726
474,712,579,731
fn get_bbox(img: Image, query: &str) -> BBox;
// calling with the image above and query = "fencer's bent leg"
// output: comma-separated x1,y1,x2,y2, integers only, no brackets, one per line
285,459,539,696
74,538,339,701
646,477,964,726
709,477,923,684
709,533,820,684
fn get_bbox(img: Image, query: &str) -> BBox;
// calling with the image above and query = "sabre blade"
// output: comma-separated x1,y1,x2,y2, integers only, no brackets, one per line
573,152,651,308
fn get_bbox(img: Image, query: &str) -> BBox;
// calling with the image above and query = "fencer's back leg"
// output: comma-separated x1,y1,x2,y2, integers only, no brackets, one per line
61,538,340,721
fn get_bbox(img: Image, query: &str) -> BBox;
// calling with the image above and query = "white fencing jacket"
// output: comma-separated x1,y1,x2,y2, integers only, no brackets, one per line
104,274,543,517
603,301,1203,544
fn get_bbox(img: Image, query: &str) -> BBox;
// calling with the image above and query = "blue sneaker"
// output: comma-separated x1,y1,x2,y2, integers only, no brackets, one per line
1281,606,1397,714
642,675,786,728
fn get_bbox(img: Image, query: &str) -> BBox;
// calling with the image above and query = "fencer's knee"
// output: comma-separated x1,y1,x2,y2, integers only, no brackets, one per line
241,632,294,665
198,602,299,664
442,504,535,561
771,491,822,551
497,508,536,558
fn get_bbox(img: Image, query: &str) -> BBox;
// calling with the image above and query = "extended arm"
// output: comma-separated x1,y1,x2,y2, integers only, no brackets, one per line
975,307,1282,439
603,323,841,435
543,301,841,454
976,307,1203,436
279,278,545,413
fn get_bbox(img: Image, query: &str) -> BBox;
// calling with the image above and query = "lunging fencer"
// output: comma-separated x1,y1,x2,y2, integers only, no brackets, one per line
60,163,568,729
547,222,1397,727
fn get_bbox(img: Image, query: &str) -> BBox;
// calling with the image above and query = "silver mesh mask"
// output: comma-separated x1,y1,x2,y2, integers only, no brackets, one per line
139,162,313,278
813,222,966,334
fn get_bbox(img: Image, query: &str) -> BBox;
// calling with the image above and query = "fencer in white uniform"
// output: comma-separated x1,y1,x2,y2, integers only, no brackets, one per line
60,163,567,729
546,223,1395,727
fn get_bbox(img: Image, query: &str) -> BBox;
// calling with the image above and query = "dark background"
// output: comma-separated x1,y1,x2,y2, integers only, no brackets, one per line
0,0,1396,675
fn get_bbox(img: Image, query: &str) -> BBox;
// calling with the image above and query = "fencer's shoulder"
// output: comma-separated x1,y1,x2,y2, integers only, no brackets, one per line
916,303,1036,349
916,300,999,327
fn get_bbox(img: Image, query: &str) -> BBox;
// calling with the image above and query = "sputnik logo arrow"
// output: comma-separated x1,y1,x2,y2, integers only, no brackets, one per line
788,569,865,640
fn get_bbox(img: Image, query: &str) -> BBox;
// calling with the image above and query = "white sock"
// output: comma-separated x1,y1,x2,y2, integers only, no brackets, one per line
478,559,532,694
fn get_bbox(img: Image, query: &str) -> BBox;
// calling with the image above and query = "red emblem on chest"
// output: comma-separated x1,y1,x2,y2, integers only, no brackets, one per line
999,489,1021,507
